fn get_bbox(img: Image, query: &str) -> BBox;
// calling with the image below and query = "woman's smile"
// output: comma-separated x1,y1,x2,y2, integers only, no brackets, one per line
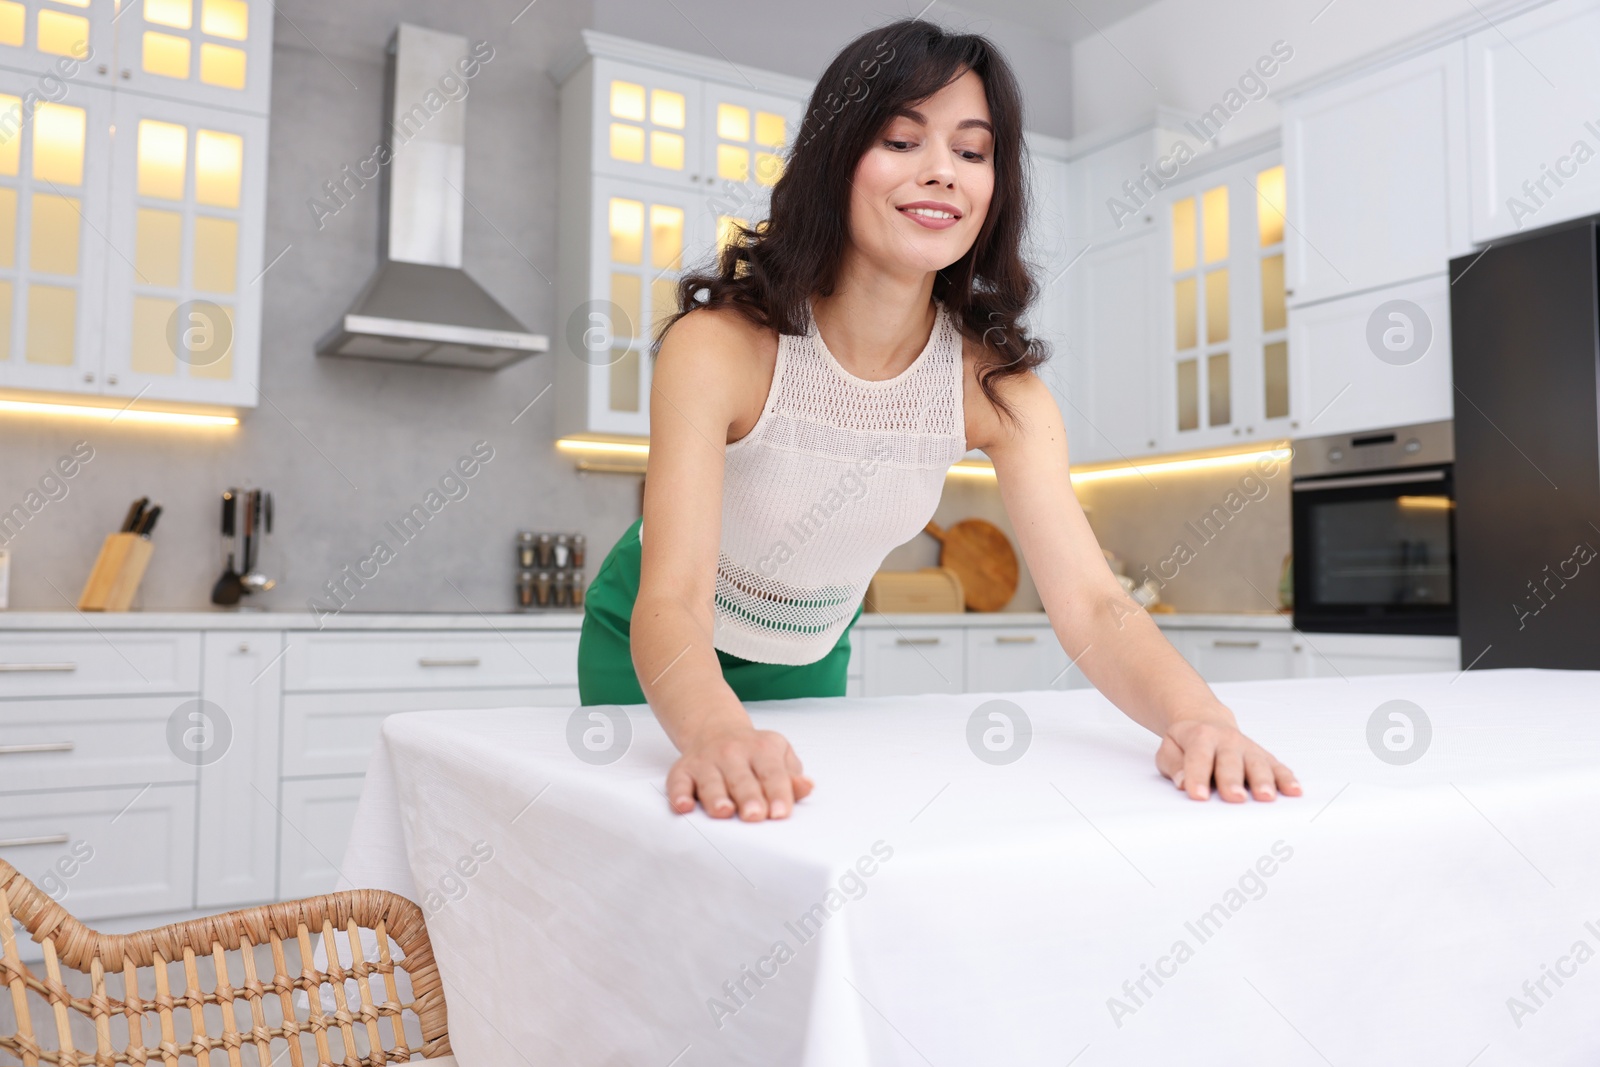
897,200,964,229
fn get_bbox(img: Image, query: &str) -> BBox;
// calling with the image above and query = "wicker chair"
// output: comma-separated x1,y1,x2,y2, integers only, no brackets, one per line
0,859,452,1066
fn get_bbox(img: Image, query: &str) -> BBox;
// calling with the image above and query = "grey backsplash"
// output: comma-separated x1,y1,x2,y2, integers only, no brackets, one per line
877,453,1292,616
1071,457,1294,615
0,0,1084,614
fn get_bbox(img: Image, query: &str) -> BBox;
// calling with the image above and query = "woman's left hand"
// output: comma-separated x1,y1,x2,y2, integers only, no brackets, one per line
1155,711,1302,802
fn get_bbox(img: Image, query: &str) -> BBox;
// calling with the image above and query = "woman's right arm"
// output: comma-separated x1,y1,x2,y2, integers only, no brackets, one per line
633,308,812,822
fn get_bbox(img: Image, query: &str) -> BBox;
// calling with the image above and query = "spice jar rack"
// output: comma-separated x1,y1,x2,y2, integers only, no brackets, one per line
515,531,586,611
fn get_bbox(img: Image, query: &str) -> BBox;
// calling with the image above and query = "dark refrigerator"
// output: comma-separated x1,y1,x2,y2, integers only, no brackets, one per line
1449,217,1600,670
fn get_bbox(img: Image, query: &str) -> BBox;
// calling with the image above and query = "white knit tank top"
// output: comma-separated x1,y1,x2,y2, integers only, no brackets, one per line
641,296,968,665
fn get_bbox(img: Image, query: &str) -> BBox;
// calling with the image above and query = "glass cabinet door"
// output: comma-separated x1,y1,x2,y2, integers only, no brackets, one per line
591,57,703,192
101,90,264,405
0,0,114,83
586,176,705,435
113,0,271,115
0,74,111,395
696,83,797,223
1162,151,1291,449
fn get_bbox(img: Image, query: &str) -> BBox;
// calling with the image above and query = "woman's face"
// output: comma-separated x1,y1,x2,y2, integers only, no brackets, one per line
848,67,995,277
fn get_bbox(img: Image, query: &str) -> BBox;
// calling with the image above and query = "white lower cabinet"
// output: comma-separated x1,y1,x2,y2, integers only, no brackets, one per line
196,631,282,908
966,625,1092,693
1296,632,1460,677
1169,629,1305,683
858,627,965,697
277,777,364,901
0,784,195,921
282,687,579,778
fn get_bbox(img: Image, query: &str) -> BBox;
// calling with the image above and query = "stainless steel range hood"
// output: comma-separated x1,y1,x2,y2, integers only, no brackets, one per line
317,24,547,371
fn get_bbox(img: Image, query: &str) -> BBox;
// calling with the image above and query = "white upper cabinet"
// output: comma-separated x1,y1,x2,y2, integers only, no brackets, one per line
1288,273,1452,438
113,0,272,115
590,58,706,192
0,74,111,396
554,33,810,439
1157,149,1295,451
101,92,266,405
1062,120,1184,250
0,0,270,410
1465,0,1600,243
1280,41,1471,306
0,0,114,83
1021,136,1070,459
1059,231,1161,464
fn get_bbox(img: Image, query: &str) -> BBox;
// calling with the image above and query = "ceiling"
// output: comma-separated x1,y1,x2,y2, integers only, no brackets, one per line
948,0,1166,45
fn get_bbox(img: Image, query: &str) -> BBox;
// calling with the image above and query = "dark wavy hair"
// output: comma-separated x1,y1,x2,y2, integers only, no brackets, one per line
652,17,1048,427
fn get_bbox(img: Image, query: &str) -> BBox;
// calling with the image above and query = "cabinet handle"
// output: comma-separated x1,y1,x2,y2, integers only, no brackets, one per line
0,662,78,673
418,657,481,668
894,637,940,646
0,742,75,755
0,834,70,849
1212,639,1261,649
995,635,1037,644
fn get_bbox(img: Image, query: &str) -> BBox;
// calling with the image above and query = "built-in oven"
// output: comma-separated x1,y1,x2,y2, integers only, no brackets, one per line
1291,420,1457,635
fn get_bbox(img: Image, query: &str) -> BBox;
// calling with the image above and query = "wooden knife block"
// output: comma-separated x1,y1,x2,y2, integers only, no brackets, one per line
78,532,154,611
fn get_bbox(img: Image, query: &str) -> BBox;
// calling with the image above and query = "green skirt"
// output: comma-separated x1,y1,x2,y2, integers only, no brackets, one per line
577,516,863,704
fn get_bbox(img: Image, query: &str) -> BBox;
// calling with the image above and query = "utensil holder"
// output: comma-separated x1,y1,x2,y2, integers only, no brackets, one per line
77,532,154,611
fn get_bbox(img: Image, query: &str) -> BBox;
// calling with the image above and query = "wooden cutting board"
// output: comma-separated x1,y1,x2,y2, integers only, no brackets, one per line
923,518,1019,612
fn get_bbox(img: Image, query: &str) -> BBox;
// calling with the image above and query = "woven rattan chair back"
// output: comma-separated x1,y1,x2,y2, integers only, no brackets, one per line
0,858,450,1066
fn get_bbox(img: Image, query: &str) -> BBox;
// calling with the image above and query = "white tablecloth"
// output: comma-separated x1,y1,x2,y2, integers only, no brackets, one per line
336,668,1600,1066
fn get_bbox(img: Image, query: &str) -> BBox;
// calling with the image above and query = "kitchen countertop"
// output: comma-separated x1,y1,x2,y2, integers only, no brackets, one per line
856,610,1294,630
0,609,1293,631
0,610,590,630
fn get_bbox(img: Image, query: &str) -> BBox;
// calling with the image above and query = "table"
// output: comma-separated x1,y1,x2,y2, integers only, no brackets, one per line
337,668,1600,1066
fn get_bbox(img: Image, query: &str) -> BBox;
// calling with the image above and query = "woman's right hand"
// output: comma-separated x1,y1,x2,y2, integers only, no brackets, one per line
665,725,812,820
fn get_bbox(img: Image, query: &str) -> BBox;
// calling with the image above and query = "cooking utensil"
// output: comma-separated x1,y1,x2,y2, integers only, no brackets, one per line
923,518,1019,612
241,490,255,576
238,488,276,594
212,491,243,606
239,569,276,594
119,497,149,534
263,491,273,535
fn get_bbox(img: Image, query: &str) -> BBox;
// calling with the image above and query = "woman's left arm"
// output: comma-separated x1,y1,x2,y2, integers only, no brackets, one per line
978,370,1302,803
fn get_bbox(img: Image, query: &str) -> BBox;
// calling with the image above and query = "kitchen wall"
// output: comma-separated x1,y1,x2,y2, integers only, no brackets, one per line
0,0,1075,613
883,448,1294,616
1072,456,1293,613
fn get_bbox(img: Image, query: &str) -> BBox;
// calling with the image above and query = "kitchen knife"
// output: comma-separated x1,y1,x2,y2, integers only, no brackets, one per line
136,505,162,537
121,497,148,533
242,490,255,575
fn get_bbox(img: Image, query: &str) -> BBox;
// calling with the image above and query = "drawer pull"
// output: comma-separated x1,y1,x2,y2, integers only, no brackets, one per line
1212,639,1261,649
0,662,78,673
418,657,482,668
895,637,941,646
995,635,1037,645
0,834,70,849
0,742,75,755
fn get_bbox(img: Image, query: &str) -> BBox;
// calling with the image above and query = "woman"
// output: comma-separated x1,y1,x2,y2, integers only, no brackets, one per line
577,18,1302,820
